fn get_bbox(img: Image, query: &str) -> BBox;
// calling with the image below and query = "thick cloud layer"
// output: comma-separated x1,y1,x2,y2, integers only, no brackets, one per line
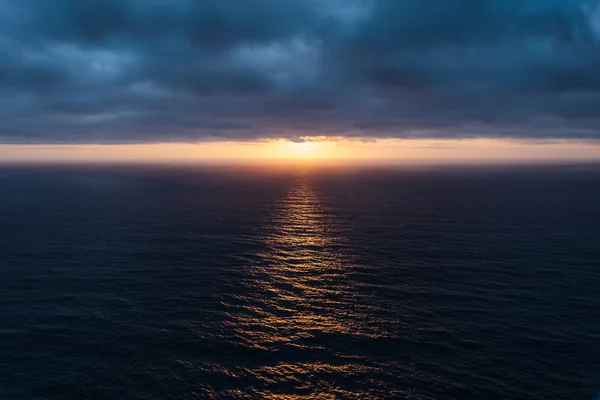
1,0,599,143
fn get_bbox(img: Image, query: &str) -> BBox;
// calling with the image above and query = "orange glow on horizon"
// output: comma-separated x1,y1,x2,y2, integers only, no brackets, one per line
0,138,599,164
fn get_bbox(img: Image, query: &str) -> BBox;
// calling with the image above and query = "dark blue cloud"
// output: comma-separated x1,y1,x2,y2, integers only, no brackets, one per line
0,0,599,143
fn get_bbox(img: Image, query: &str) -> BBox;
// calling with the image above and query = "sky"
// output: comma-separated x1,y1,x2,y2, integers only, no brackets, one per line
1,0,600,163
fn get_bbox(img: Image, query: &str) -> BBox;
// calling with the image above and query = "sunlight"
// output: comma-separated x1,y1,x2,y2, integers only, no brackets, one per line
263,139,340,161
2,138,600,164
286,141,317,158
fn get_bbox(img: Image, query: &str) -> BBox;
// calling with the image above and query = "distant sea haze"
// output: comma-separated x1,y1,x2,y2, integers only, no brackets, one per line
1,165,600,399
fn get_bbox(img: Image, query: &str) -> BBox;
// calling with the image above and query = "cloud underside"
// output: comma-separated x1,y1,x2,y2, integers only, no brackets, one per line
1,0,600,143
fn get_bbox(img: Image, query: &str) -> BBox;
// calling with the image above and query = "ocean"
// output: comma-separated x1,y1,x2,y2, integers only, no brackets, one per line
1,164,599,399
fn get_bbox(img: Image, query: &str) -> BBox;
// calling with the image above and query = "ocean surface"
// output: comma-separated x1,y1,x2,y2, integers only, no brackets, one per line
1,164,600,400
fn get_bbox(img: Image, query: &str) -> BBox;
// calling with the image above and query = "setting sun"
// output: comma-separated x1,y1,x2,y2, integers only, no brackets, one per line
282,140,322,159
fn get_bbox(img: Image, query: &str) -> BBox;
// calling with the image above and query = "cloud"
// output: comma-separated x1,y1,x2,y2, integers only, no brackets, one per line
0,0,599,143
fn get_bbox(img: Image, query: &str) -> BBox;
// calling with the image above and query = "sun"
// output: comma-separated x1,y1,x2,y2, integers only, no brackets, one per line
256,137,341,162
288,140,316,157
281,139,338,160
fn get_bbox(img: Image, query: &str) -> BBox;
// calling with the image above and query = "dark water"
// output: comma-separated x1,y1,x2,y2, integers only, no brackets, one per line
1,164,600,399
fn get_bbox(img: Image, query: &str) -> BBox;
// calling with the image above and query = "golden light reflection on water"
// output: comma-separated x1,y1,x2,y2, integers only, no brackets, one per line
219,172,387,399
235,173,350,340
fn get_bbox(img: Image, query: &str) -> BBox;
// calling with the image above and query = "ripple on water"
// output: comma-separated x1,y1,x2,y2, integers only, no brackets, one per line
1,166,600,399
